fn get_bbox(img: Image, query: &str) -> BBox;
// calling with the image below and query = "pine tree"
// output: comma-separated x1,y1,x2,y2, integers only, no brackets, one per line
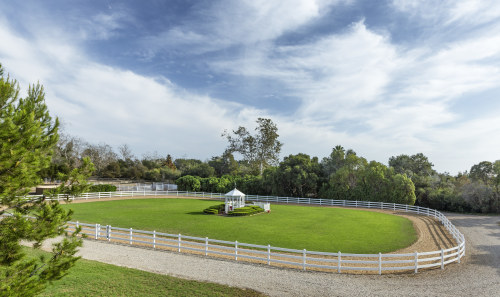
0,63,93,296
165,154,176,170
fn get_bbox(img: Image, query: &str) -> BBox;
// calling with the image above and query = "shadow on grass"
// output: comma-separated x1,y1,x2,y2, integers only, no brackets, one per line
185,211,208,215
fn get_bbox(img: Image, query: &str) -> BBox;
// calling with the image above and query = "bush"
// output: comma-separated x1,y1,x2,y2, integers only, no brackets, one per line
89,184,117,192
228,205,264,216
176,175,201,191
203,204,225,215
203,208,219,215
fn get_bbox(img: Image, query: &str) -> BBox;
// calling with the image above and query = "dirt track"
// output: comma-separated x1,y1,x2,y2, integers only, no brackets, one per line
42,199,500,296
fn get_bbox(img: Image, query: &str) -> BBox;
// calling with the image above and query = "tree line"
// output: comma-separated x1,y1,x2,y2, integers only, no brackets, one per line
46,118,500,213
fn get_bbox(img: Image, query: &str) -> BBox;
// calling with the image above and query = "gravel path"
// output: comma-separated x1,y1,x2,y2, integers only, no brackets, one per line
40,212,499,296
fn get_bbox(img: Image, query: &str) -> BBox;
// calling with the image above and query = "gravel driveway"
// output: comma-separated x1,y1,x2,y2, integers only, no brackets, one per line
40,212,499,296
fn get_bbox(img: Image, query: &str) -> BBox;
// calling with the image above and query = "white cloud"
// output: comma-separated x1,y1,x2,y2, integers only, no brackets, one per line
208,14,500,173
2,1,500,174
140,0,349,55
77,12,127,40
0,17,264,159
392,0,500,27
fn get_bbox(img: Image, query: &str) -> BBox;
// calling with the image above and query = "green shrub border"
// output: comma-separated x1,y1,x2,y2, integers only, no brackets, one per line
203,204,265,216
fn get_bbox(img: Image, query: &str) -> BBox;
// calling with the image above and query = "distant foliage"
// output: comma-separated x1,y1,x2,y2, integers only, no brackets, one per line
319,151,416,205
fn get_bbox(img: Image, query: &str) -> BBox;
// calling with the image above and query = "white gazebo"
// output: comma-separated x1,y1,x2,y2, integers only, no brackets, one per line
224,188,245,214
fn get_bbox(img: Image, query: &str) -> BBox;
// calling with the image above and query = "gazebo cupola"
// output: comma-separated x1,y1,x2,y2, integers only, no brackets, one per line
224,188,245,214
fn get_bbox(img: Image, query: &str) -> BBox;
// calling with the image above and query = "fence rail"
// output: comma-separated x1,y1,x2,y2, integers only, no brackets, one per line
34,190,465,274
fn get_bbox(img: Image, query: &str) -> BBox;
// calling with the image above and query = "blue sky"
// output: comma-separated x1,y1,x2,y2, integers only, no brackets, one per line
1,0,499,174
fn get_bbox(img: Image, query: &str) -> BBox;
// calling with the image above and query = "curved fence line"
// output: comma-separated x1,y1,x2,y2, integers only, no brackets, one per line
41,190,465,274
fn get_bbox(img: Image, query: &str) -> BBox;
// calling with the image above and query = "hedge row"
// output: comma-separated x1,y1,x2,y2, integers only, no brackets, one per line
89,184,117,192
228,205,264,216
203,204,225,215
202,204,264,216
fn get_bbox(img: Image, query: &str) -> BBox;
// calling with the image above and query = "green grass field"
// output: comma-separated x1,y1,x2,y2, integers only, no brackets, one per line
62,198,417,253
13,249,263,297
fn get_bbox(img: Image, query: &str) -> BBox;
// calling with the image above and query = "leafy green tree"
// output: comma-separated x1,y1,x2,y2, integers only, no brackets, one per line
389,173,416,205
174,158,203,173
183,163,216,178
319,149,368,200
208,151,239,177
271,153,321,197
389,153,435,178
469,161,494,185
159,167,181,182
176,175,201,191
388,153,436,206
494,160,500,193
319,149,416,205
0,63,92,296
223,118,282,175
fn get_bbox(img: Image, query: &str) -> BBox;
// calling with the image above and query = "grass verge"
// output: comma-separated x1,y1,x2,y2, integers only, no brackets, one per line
10,248,265,297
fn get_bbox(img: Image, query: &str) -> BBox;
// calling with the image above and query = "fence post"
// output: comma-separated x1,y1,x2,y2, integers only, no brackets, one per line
106,225,111,242
267,244,271,265
95,224,100,240
441,249,444,269
129,228,133,245
458,246,461,264
76,221,79,230
178,234,181,252
378,253,382,275
414,252,418,273
235,240,238,260
205,237,208,256
153,230,156,249
303,249,307,271
338,251,341,274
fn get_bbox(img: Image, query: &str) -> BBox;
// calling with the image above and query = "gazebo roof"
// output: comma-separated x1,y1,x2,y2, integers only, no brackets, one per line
225,188,245,197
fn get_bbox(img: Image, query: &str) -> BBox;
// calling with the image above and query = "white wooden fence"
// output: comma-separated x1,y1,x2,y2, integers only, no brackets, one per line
41,190,465,274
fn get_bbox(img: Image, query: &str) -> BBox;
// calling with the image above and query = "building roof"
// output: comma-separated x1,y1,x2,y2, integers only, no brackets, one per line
225,188,245,197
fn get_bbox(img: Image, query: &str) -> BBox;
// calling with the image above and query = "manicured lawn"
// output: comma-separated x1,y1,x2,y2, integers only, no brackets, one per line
62,198,417,253
15,249,264,297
